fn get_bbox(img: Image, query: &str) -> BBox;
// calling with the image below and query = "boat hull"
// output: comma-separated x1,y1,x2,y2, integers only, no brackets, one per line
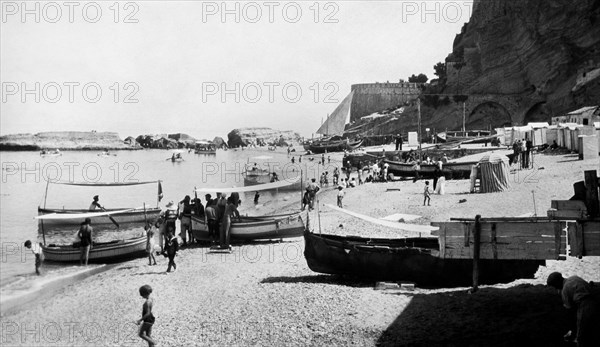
308,139,363,154
384,159,476,179
42,236,147,263
191,212,306,241
303,231,544,287
37,207,161,226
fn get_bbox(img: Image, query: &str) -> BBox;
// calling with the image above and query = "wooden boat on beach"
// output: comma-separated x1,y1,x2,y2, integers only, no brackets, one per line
42,235,147,263
308,138,363,154
193,178,306,241
38,180,163,227
191,211,306,241
37,207,161,226
437,130,491,144
303,230,544,287
383,159,476,179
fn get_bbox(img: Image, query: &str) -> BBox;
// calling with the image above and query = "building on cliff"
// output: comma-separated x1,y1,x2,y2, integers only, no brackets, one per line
349,82,422,122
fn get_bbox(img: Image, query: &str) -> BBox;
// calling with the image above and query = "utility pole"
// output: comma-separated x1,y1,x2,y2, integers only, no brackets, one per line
462,102,466,132
417,97,422,150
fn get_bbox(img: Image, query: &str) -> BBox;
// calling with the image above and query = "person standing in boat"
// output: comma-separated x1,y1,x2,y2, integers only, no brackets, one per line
78,218,93,266
254,191,260,204
89,195,103,211
178,196,192,246
220,196,240,249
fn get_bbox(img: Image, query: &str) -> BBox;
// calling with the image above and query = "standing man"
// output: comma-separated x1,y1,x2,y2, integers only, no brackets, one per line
306,178,320,211
204,198,218,243
220,196,240,249
78,218,93,266
89,195,103,211
525,138,533,168
547,272,600,346
395,133,403,151
160,201,179,239
178,195,192,246
23,240,43,275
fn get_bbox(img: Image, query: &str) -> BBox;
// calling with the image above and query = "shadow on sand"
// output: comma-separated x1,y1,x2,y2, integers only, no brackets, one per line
260,274,372,288
376,284,572,347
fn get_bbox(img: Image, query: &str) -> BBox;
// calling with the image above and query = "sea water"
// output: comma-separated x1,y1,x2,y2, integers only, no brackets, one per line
0,148,336,298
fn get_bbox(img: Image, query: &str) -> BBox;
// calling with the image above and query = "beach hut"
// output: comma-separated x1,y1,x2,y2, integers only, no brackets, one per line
546,125,558,145
478,153,510,193
528,122,549,146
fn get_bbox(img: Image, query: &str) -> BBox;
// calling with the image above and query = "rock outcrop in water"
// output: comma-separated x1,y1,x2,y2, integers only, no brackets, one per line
227,128,300,147
133,133,198,149
0,132,139,151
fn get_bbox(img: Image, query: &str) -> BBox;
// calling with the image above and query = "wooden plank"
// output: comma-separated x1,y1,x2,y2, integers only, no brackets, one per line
439,224,446,258
550,200,588,211
472,215,481,292
568,223,580,257
491,223,498,260
438,221,560,238
581,221,600,256
442,243,563,260
434,221,566,260
584,170,599,218
555,222,563,259
547,209,586,219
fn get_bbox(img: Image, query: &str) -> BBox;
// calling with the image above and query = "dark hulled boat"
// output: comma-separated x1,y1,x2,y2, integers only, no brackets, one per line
303,230,544,287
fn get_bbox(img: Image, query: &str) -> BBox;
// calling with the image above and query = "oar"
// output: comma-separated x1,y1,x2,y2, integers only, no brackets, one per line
101,207,120,228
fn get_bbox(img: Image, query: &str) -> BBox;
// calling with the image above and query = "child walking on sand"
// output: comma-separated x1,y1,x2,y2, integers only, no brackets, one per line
423,181,431,206
137,284,156,347
145,224,157,266
337,186,345,208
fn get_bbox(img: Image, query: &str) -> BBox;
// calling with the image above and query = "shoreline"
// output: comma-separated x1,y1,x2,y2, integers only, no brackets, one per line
0,150,598,346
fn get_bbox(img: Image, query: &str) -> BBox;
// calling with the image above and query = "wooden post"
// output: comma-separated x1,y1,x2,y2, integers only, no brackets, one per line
584,170,599,219
471,215,481,293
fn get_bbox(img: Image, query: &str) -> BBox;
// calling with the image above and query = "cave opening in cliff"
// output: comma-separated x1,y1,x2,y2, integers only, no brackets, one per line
467,102,512,129
524,102,551,124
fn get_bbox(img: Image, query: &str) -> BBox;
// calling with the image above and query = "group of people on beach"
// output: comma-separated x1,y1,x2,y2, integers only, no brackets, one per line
143,192,241,272
511,138,534,169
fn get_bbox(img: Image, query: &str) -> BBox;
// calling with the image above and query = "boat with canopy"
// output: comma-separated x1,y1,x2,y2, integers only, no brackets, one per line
36,208,148,263
37,180,163,227
191,176,306,241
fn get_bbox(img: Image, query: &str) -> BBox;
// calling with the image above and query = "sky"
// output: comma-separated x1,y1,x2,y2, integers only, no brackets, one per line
1,0,474,139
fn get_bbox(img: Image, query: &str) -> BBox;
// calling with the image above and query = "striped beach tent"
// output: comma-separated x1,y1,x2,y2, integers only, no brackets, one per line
478,153,510,193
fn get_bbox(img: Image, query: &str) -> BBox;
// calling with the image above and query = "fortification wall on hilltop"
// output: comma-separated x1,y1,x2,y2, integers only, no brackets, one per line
350,83,422,122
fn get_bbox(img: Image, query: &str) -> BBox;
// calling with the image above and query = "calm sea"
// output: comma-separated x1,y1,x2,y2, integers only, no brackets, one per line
0,148,335,290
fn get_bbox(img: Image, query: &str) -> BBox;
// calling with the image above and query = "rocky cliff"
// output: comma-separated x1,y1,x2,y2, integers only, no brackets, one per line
227,128,300,147
434,0,600,129
0,132,140,151
347,0,600,137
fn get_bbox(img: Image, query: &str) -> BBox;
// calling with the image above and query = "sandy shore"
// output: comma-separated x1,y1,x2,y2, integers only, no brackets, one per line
1,150,598,346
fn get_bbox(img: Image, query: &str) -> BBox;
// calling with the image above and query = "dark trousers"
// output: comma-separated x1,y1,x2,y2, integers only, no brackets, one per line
207,220,218,241
167,254,176,272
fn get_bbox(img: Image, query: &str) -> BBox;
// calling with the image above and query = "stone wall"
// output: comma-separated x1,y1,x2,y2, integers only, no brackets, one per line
350,83,422,122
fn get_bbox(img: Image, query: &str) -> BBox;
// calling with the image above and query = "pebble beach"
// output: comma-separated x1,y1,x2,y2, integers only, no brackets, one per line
1,149,598,347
